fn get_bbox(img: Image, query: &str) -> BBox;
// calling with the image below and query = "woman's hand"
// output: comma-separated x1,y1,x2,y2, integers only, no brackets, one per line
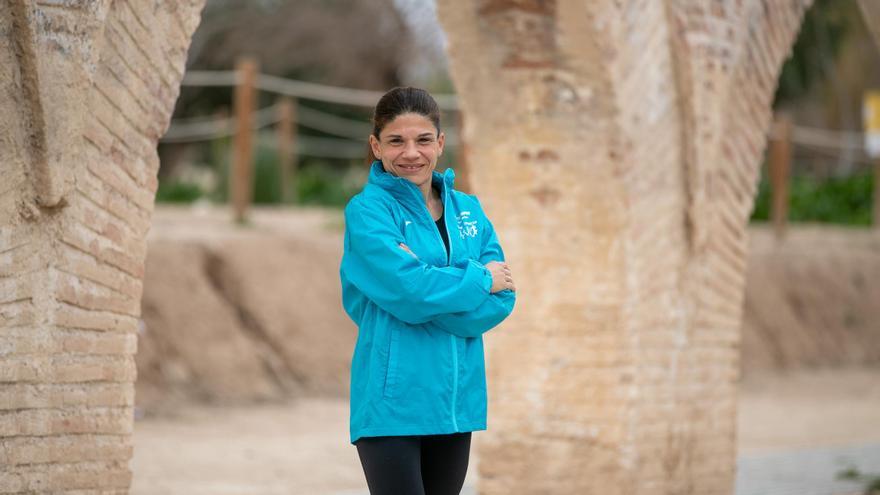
485,261,516,293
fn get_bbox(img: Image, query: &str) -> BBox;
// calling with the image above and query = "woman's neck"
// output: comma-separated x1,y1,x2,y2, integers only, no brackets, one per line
422,183,443,220
419,182,441,205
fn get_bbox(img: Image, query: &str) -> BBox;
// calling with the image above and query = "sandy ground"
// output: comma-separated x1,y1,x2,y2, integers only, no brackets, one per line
737,367,880,454
131,207,880,492
131,368,880,494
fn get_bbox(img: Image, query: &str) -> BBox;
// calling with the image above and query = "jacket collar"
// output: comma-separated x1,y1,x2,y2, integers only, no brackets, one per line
367,160,455,207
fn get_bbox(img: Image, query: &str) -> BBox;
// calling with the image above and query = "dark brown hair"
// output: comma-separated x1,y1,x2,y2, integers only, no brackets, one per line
367,86,441,163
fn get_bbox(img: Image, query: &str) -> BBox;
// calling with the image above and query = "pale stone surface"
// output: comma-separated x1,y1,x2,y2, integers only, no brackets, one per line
0,1,205,492
4,1,878,494
436,1,814,493
858,0,880,49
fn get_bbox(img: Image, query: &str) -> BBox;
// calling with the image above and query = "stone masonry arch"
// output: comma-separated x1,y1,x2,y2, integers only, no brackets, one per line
4,0,879,493
1,1,205,491
436,0,815,493
858,0,880,47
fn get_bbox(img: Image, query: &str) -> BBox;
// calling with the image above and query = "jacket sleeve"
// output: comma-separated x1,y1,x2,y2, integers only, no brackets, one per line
340,197,494,325
424,198,516,338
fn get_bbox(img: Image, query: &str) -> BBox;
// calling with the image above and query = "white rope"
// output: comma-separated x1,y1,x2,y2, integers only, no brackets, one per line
258,134,366,159
162,102,461,147
791,126,865,154
179,71,870,153
179,70,238,87
175,70,871,158
180,70,460,110
297,105,372,138
767,123,867,153
788,142,877,167
161,104,281,142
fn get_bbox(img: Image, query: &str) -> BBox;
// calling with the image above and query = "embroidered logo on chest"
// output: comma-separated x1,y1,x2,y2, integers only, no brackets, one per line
455,211,479,239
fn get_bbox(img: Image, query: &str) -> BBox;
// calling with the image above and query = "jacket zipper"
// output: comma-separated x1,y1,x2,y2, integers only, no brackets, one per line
419,180,459,432
441,184,460,432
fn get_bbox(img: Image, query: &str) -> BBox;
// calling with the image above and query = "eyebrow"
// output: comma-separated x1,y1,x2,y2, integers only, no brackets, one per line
386,132,436,139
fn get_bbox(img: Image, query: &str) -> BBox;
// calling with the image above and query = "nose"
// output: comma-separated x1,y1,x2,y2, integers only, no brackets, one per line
402,140,420,160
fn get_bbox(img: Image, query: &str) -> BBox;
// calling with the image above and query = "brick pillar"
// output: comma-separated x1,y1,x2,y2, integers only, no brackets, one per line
857,0,880,49
0,1,205,492
437,1,813,493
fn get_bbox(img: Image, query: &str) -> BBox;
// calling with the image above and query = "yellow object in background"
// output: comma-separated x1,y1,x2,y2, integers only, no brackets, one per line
863,90,880,158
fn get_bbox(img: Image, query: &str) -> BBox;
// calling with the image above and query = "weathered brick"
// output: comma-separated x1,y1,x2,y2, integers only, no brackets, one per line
54,302,139,333
0,382,134,410
0,461,131,492
438,0,815,492
1,3,203,491
0,406,133,437
0,434,132,466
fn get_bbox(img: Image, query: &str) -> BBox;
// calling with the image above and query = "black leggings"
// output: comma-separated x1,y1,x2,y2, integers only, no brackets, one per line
354,432,472,495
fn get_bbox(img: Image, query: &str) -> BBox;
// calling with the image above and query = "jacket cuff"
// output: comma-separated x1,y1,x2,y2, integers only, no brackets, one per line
467,259,493,296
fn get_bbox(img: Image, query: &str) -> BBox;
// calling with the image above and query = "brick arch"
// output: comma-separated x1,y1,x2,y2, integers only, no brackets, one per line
437,0,815,493
858,0,880,48
5,1,878,493
1,1,205,491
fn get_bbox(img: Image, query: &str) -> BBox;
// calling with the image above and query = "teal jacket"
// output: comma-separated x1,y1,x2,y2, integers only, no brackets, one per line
340,161,516,444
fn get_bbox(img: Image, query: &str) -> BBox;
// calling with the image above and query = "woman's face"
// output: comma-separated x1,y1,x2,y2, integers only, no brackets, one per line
369,112,445,189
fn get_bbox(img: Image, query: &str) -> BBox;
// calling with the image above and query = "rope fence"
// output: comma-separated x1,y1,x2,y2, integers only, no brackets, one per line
180,70,459,110
163,58,878,227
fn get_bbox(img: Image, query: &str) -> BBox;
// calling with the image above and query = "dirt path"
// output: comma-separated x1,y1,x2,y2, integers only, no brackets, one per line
131,395,363,494
131,368,880,494
738,367,880,454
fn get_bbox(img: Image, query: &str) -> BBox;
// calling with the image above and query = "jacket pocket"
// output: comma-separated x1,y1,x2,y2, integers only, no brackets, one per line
383,326,401,398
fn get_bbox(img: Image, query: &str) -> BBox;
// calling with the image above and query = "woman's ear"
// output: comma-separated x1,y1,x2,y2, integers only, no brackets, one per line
369,134,381,160
437,132,445,156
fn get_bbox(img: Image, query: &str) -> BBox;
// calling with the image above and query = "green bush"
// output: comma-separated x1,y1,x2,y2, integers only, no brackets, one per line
252,144,283,204
191,135,365,207
155,181,204,203
836,466,880,495
294,161,365,207
750,171,874,226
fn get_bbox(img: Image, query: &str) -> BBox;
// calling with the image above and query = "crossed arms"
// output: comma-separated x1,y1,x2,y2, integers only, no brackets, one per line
340,197,516,338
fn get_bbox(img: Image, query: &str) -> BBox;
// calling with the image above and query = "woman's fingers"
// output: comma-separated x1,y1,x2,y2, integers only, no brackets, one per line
503,263,514,288
485,261,517,293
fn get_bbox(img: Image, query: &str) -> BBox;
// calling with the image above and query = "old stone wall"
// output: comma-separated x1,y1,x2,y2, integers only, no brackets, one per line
437,1,813,493
7,0,876,493
858,0,880,49
0,1,204,492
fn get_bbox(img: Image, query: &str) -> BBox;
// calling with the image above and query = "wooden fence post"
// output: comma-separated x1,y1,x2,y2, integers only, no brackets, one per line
277,98,298,203
769,114,792,240
232,57,257,223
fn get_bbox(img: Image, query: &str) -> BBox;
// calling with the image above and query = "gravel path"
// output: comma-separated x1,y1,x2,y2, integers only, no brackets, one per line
735,443,880,495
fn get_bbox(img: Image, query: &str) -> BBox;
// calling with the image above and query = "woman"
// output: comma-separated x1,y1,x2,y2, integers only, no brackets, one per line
340,86,517,495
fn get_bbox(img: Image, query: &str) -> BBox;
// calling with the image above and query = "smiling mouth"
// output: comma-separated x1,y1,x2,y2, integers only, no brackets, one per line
397,164,424,171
